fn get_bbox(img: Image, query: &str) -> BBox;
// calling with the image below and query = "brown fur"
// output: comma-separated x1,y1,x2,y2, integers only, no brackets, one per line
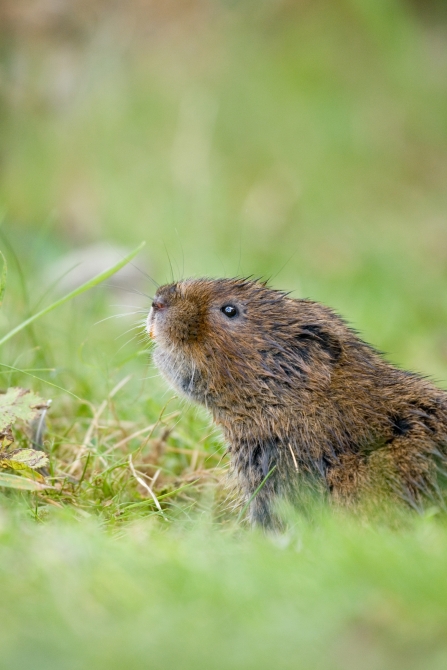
147,278,447,526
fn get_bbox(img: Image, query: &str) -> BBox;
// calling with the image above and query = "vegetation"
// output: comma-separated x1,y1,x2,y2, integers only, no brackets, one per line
0,1,447,667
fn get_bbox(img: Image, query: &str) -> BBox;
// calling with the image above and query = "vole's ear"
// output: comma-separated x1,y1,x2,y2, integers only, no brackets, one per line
295,325,342,364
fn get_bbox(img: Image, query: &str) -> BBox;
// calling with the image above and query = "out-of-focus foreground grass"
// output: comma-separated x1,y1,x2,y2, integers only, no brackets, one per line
1,1,447,667
1,502,447,670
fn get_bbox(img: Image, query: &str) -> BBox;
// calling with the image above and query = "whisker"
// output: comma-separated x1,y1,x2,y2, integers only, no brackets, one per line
114,334,142,354
94,312,146,325
127,260,160,289
110,304,148,312
100,241,159,289
163,241,175,284
174,228,185,280
114,323,146,341
236,226,243,276
269,249,298,283
104,284,154,300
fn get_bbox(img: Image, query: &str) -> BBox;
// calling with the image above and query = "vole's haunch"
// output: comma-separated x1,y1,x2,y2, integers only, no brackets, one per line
147,278,447,526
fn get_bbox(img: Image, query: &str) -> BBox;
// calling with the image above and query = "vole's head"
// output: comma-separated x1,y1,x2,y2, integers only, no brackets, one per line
147,278,269,346
147,277,343,414
147,278,288,406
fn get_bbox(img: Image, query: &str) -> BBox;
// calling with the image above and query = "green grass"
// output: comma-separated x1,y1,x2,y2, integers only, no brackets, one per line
1,0,447,667
1,503,447,669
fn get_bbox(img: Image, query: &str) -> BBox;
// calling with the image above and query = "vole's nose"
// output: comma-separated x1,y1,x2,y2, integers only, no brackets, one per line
152,297,167,311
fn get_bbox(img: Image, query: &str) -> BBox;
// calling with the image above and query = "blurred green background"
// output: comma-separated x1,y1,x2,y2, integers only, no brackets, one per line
1,0,447,377
1,2,447,668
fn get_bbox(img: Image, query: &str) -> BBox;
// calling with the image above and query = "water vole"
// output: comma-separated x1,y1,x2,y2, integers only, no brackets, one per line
147,277,447,526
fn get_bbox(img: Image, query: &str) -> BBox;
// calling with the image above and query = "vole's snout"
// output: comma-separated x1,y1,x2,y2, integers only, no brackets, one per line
152,297,167,311
147,287,176,340
146,308,156,339
147,297,167,340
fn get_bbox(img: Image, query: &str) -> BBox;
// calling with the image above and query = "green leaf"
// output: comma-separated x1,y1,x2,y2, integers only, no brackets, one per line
0,448,48,472
0,387,48,433
0,249,6,309
0,241,146,347
0,426,13,450
0,471,47,491
0,388,50,477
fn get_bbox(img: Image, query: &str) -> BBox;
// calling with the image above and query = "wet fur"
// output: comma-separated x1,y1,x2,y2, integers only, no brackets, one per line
148,278,447,526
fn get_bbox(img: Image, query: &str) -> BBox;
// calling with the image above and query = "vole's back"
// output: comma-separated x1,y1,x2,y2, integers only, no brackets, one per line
148,278,447,525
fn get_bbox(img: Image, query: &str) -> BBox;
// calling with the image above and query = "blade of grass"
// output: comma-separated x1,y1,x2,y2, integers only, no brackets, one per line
237,464,277,523
0,249,6,308
0,363,81,400
129,454,167,519
0,472,52,491
0,241,146,347
0,231,31,318
156,480,200,501
119,480,200,511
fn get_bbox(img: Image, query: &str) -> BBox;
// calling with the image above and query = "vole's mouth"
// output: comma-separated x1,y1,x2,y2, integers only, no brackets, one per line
146,308,156,340
147,294,171,340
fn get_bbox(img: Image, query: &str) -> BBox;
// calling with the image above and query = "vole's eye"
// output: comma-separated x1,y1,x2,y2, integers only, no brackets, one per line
221,304,238,318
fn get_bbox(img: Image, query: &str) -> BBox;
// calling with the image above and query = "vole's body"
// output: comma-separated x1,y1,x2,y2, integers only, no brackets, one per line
147,278,447,526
